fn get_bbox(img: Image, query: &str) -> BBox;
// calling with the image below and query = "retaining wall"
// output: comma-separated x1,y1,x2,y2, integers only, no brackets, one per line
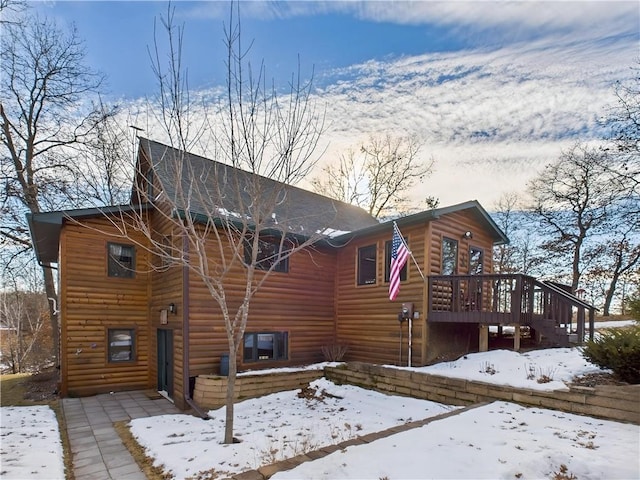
192,363,639,424
193,369,324,409
325,362,640,424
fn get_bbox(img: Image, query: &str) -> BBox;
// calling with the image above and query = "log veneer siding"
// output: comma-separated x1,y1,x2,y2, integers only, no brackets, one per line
185,233,338,378
335,212,496,367
60,217,151,397
56,204,498,405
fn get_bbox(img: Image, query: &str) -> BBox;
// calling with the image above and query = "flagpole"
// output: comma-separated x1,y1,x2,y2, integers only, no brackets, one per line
408,318,412,367
394,222,425,280
393,221,422,368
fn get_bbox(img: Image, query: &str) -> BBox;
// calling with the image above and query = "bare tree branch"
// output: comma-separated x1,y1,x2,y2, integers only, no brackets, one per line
1,12,114,366
313,133,433,218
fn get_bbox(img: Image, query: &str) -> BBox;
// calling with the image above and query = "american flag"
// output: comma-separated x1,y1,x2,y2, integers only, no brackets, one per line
389,222,409,301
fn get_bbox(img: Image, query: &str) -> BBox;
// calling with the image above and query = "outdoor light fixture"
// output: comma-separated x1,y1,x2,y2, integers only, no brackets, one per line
168,303,177,315
463,231,473,239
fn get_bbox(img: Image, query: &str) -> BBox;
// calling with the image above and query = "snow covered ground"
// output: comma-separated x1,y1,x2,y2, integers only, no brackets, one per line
400,347,602,391
130,378,456,479
272,400,638,480
1,343,638,480
128,347,639,479
0,405,65,479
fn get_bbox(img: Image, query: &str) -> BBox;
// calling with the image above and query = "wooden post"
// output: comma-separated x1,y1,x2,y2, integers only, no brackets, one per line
421,281,429,365
479,325,489,352
513,325,521,351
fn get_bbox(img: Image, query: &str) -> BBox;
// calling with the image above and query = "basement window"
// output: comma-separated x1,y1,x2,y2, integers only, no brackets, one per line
243,332,288,362
108,328,135,363
357,244,377,285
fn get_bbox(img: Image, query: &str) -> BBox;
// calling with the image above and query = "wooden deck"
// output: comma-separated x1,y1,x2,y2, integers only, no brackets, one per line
427,274,596,346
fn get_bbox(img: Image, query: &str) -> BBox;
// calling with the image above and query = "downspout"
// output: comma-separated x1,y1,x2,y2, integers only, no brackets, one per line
182,234,210,419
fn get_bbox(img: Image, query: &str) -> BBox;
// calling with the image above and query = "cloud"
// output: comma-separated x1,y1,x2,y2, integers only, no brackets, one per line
306,32,636,208
352,1,638,35
141,2,638,210
187,1,639,45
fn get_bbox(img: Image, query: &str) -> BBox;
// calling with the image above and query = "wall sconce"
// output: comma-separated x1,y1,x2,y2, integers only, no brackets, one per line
463,231,473,239
168,303,177,315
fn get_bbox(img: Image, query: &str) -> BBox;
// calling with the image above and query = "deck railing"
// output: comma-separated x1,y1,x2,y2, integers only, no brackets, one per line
427,274,595,343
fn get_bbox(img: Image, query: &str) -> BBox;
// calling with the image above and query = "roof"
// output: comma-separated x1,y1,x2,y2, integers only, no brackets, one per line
138,138,380,239
28,139,508,264
27,204,149,264
332,200,510,246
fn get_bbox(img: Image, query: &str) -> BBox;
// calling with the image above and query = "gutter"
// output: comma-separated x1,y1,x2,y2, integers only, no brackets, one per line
181,233,210,419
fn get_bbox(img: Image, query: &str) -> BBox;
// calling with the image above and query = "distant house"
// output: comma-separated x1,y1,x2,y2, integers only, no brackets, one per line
28,138,594,410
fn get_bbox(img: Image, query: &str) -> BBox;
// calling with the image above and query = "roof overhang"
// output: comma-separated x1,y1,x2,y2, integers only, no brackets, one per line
331,200,510,246
27,204,150,264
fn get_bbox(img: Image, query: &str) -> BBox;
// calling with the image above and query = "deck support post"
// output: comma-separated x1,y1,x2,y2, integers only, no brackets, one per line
479,325,489,352
513,325,521,351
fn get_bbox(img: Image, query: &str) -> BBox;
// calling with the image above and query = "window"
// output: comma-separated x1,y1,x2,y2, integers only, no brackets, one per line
107,243,135,278
244,236,289,273
108,328,135,362
441,238,458,275
357,244,377,285
384,239,408,282
243,332,288,362
469,247,484,275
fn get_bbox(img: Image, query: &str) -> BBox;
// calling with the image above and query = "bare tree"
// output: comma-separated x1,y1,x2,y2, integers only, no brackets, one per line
491,192,546,280
0,266,50,374
527,143,631,293
589,64,640,314
71,105,137,206
0,0,26,24
0,13,114,365
608,65,640,156
312,148,365,209
312,134,433,218
583,213,640,315
103,4,329,443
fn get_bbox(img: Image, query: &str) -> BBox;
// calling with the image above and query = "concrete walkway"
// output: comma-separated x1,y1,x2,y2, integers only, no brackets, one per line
61,391,181,480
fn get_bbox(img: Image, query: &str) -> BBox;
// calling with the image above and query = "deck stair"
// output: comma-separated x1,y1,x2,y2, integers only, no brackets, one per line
528,316,573,347
427,274,597,346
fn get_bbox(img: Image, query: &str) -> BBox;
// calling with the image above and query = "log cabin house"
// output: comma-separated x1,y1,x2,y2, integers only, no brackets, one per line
27,138,595,410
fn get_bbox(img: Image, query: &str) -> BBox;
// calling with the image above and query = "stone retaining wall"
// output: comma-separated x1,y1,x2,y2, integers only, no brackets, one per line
193,369,324,409
325,362,640,424
193,363,639,424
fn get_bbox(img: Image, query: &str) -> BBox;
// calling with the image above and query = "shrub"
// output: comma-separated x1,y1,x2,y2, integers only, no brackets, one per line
321,344,348,362
581,323,640,384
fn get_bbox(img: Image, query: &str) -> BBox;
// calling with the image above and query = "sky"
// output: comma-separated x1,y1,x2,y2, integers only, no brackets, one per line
2,337,639,479
30,1,640,209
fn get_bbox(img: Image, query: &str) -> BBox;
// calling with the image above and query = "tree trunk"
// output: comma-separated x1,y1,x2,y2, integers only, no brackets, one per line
602,272,621,317
571,237,583,293
224,350,236,444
